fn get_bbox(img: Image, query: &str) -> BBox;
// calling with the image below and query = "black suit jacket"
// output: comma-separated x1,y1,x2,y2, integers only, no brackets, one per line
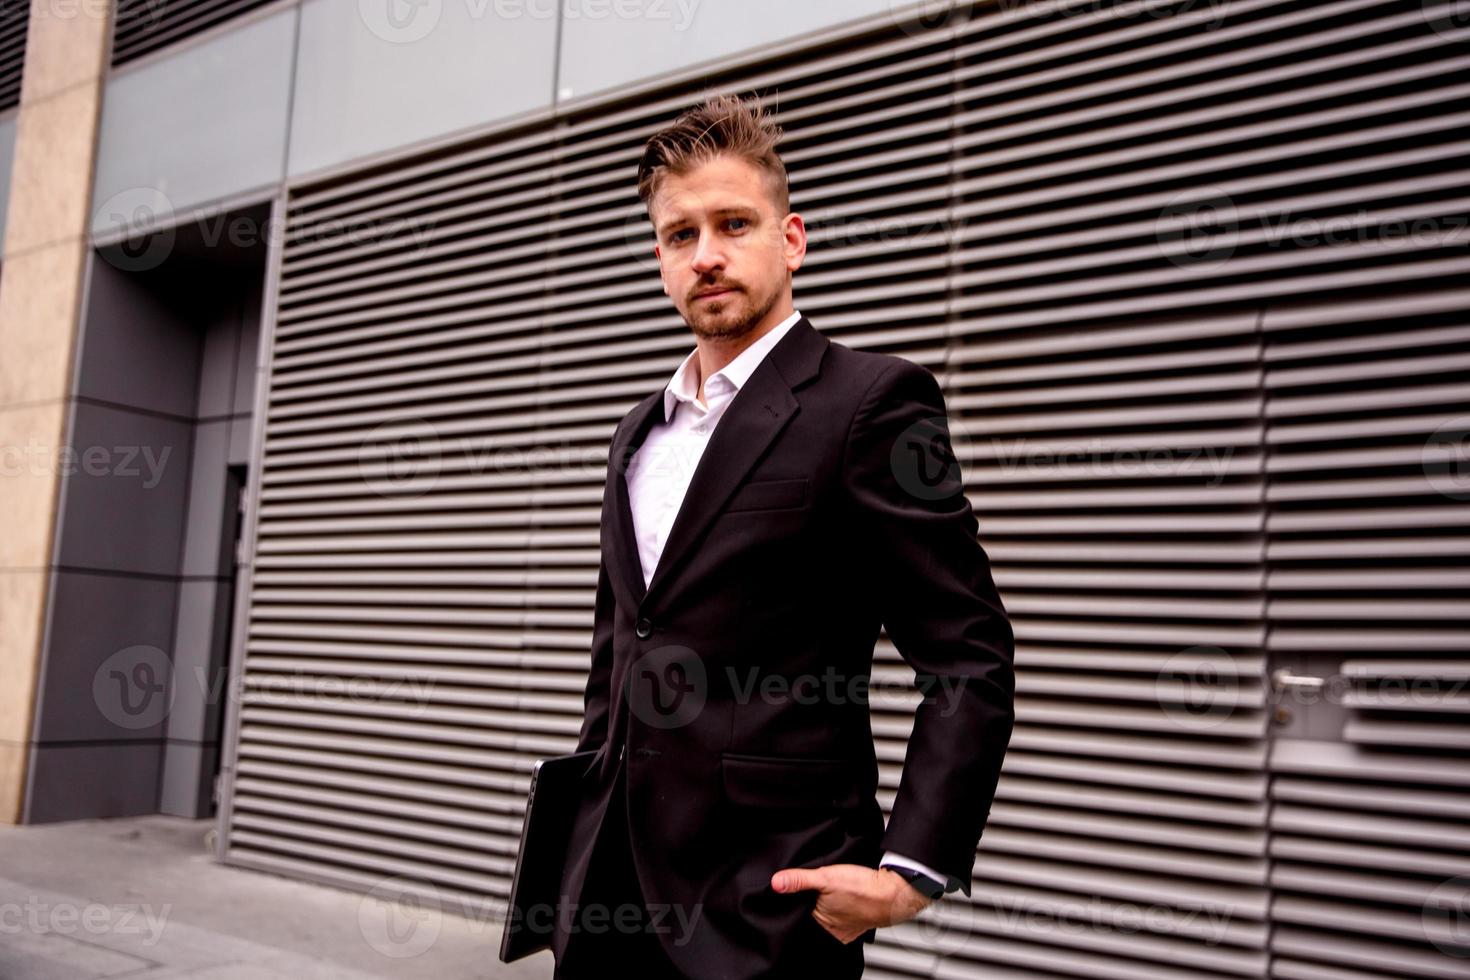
553,313,1015,977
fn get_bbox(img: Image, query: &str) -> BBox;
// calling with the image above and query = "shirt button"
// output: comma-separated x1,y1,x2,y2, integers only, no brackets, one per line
635,618,653,638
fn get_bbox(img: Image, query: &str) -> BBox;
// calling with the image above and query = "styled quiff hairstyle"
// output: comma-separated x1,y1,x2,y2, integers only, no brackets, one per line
636,93,790,222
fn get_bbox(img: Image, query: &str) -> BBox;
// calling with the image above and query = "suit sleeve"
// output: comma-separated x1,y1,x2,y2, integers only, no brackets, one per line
842,358,1016,898
573,554,616,755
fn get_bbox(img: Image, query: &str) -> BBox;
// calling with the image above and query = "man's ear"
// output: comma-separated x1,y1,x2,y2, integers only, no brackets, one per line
655,245,671,295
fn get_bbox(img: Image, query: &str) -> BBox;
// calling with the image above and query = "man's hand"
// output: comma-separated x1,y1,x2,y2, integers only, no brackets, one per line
771,864,935,943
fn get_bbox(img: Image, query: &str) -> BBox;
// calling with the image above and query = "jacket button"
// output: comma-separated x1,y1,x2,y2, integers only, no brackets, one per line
635,618,652,638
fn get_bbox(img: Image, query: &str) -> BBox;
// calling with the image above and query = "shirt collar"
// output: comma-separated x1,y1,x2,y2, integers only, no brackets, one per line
662,309,803,422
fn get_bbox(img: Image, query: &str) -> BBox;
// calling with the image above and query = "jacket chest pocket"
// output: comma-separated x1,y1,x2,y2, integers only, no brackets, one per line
720,752,862,809
723,478,809,514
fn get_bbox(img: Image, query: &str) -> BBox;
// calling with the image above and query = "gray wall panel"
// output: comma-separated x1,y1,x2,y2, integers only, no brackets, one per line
0,113,15,246
286,0,557,180
556,0,904,102
92,10,295,239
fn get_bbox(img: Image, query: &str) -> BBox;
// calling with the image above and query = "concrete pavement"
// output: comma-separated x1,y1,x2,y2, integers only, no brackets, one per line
0,815,550,979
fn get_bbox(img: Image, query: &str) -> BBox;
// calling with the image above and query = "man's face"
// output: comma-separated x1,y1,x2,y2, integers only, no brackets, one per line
650,154,805,342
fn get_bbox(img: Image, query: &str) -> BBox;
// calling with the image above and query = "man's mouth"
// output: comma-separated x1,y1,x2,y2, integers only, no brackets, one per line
696,288,736,300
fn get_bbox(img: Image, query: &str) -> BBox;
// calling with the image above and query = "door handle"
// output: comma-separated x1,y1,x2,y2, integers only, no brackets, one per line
1271,668,1326,696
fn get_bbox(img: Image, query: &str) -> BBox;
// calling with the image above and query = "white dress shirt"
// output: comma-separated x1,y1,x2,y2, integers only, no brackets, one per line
624,308,954,895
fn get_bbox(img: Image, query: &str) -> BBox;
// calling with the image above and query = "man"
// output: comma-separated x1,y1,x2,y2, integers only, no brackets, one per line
550,93,1015,979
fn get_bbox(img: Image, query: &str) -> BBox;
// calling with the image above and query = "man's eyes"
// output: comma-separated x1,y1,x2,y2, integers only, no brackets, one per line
668,219,749,243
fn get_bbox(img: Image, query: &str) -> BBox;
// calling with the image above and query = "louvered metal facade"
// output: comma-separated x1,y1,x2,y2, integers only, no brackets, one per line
215,0,1470,976
0,0,28,112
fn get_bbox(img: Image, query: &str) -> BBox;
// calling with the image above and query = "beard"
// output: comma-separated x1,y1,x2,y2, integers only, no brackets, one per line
684,280,779,342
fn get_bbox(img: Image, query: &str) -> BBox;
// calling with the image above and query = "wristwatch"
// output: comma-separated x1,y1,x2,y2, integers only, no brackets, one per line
880,864,946,900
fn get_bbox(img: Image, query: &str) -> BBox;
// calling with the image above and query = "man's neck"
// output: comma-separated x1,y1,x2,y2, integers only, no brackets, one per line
694,306,794,405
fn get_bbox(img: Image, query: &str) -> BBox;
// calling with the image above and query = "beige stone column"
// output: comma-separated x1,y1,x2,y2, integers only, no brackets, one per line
0,0,113,824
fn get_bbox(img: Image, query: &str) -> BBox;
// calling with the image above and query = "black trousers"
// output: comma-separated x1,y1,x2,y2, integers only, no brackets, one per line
553,758,685,979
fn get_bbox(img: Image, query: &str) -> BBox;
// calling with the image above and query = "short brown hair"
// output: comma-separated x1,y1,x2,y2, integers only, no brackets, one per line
636,93,789,221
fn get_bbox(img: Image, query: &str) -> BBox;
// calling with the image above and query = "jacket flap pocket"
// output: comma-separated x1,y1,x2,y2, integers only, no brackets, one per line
724,478,808,513
721,753,860,808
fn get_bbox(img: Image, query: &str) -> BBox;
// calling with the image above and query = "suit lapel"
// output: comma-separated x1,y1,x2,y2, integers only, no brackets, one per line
604,314,829,611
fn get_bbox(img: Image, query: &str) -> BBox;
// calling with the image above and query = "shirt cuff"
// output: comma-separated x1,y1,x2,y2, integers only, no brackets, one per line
879,850,953,892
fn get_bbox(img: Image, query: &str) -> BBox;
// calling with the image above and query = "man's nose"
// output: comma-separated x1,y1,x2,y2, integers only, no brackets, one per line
690,234,724,273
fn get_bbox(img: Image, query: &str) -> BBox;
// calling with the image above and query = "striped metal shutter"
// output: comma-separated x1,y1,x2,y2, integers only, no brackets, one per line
0,0,28,112
215,0,1470,975
895,0,1470,977
1265,285,1470,980
218,122,576,906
